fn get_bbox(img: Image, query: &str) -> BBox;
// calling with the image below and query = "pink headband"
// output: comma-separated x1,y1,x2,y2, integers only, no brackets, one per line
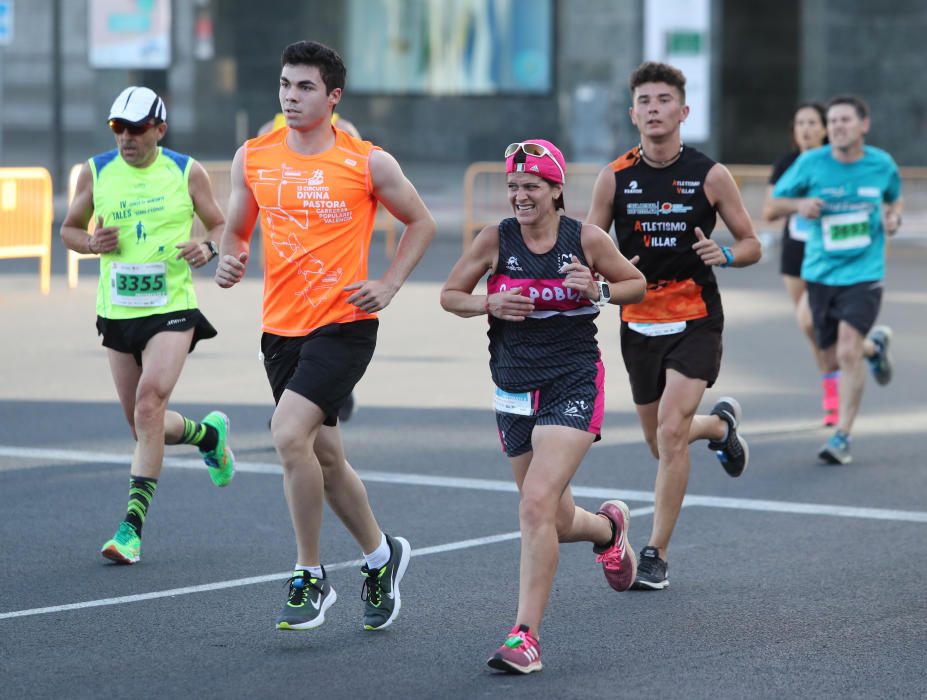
504,139,566,184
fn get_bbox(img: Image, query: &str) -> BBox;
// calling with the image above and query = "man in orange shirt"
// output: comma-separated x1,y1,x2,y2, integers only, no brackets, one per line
256,110,362,423
217,41,436,631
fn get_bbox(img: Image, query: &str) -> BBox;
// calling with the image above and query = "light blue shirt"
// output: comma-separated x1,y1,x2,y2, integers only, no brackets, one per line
773,145,901,285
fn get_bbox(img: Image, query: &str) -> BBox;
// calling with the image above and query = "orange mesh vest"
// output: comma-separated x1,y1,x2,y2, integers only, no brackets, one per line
243,128,380,336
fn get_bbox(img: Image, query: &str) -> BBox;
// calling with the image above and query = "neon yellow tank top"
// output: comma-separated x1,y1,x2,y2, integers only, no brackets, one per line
90,147,198,319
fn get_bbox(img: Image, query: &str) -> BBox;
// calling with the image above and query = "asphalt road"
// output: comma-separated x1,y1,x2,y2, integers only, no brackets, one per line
1,237,925,699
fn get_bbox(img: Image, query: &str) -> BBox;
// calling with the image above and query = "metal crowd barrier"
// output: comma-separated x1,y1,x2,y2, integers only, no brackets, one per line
462,161,927,251
66,164,95,289
0,167,54,294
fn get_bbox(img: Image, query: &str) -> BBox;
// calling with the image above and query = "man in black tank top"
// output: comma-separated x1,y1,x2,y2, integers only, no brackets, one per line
587,61,762,590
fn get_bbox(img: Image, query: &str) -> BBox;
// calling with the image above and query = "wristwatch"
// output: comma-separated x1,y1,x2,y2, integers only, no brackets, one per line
204,240,219,260
594,280,611,307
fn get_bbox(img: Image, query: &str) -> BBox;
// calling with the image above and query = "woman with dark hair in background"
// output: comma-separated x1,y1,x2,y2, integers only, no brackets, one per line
762,102,832,424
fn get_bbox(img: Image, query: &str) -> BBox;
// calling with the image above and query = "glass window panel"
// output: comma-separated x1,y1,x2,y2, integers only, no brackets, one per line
347,0,552,95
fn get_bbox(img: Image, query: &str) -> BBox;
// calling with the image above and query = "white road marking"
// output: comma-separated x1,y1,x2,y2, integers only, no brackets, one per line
0,509,655,621
2,445,926,523
2,433,924,621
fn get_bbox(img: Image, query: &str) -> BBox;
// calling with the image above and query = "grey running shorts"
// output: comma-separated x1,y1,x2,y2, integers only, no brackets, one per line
494,360,604,458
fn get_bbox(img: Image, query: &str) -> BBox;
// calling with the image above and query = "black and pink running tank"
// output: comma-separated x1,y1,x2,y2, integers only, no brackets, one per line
486,215,600,391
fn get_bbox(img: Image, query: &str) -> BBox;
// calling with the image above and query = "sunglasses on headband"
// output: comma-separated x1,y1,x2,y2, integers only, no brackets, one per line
504,142,565,182
109,119,158,136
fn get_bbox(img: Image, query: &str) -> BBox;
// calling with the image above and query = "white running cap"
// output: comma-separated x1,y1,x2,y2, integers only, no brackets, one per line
108,86,167,125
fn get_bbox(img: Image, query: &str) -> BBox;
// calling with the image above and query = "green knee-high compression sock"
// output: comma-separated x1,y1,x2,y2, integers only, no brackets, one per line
179,416,217,452
125,476,158,536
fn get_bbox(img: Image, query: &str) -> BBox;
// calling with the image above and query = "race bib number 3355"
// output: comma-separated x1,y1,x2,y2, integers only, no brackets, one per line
111,262,168,307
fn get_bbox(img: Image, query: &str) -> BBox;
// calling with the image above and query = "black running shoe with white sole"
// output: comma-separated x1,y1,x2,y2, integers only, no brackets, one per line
708,396,749,477
631,546,669,590
361,534,410,630
276,569,337,630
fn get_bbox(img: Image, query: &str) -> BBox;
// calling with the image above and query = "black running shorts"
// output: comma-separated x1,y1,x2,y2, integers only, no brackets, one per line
262,319,378,427
806,280,882,349
620,316,724,405
96,309,217,366
780,230,805,278
494,360,604,458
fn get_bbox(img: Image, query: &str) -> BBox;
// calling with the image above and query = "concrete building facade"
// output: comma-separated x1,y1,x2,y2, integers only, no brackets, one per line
0,0,924,190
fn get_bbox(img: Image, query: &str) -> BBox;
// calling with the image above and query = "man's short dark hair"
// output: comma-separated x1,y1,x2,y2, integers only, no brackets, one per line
827,95,869,120
630,61,687,102
281,41,346,94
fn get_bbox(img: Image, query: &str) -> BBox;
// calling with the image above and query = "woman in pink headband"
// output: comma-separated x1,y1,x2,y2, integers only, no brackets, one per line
440,139,646,674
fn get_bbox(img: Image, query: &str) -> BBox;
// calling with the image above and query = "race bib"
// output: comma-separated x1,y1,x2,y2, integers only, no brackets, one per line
493,387,535,416
628,321,687,337
111,261,168,307
787,214,813,242
821,210,871,251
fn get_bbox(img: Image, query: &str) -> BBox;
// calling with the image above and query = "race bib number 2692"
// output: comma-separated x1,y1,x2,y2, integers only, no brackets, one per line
822,211,871,251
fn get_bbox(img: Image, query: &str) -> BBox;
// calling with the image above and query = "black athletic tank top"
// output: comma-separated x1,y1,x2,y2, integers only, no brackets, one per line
609,145,722,322
486,215,599,391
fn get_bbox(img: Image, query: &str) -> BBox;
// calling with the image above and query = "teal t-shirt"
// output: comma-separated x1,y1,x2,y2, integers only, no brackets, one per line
772,145,901,285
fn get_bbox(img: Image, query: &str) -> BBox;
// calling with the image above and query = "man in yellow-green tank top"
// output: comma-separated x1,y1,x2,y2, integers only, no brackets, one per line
61,86,236,565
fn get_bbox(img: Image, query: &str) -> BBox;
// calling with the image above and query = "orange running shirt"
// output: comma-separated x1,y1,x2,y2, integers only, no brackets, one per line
243,127,380,336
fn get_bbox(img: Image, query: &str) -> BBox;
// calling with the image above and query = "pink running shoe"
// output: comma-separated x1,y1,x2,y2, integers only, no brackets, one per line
822,373,839,427
593,500,637,592
487,624,542,674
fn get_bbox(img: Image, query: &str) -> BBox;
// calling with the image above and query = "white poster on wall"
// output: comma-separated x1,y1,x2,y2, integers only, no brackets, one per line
88,0,171,69
644,0,711,143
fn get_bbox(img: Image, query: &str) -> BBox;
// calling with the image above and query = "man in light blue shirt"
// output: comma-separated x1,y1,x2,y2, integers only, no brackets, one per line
770,95,903,465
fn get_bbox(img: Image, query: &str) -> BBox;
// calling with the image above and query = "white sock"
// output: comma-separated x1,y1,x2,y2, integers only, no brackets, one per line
295,564,324,579
363,533,390,570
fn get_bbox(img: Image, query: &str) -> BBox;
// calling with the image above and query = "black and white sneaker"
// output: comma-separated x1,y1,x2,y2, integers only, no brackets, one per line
708,396,749,477
276,568,337,630
361,534,410,630
631,546,669,590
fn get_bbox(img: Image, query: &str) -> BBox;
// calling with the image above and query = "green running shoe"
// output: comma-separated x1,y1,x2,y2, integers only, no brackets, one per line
276,570,337,630
361,534,410,631
101,521,141,564
199,410,235,487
